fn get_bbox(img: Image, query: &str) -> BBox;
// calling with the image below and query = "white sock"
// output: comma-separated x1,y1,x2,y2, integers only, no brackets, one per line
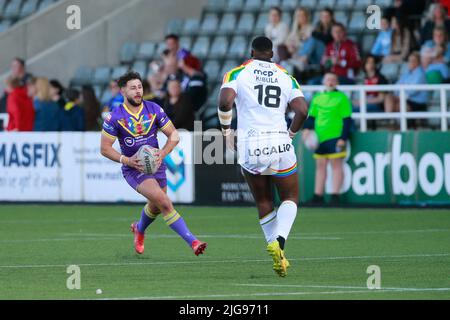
277,201,298,241
259,210,278,243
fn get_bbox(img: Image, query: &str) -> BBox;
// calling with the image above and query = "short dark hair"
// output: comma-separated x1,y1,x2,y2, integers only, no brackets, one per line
13,57,26,67
270,6,282,16
49,79,65,95
251,36,273,53
66,88,80,102
332,22,346,31
118,71,142,88
165,34,179,42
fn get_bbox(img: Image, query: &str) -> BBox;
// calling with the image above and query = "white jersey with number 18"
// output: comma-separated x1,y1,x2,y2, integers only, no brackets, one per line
220,59,304,139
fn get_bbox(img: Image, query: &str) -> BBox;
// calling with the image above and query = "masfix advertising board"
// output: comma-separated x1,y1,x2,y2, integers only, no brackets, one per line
297,131,450,205
0,132,194,203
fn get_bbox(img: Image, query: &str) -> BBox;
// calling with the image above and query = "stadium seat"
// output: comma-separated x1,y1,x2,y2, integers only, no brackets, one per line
120,42,138,64
353,0,372,10
191,36,210,59
218,13,237,35
336,0,354,9
228,35,248,58
380,63,400,83
244,0,262,12
165,18,184,35
101,89,113,105
205,0,226,13
237,13,255,35
317,0,335,9
71,66,93,86
111,65,129,80
93,85,103,100
255,12,268,34
136,42,156,61
298,0,316,10
179,36,193,51
226,0,244,12
219,60,239,81
200,13,219,35
281,0,298,11
348,12,366,32
3,0,23,19
334,11,349,26
181,18,200,36
0,19,12,32
209,36,229,59
262,0,281,10
0,0,7,14
19,0,39,19
154,41,166,57
376,0,393,7
203,60,222,83
38,0,56,11
361,34,376,54
92,67,111,86
206,84,221,107
132,61,148,78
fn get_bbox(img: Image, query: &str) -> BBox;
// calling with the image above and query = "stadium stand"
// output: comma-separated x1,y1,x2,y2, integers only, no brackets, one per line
0,0,59,32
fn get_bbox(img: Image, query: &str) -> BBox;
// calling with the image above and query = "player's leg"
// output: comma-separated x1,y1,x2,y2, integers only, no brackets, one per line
137,179,207,255
241,168,277,243
330,157,344,205
132,189,164,235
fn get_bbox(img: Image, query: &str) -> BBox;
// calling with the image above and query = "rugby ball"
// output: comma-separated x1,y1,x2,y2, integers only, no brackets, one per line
136,145,160,174
303,130,319,151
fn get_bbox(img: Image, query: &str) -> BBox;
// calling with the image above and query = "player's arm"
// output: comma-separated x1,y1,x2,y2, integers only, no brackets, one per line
158,121,180,164
218,88,236,134
100,134,143,171
287,96,309,139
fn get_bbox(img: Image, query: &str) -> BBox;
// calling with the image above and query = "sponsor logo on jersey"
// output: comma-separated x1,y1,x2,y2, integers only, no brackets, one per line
248,144,292,157
124,137,135,147
254,69,274,77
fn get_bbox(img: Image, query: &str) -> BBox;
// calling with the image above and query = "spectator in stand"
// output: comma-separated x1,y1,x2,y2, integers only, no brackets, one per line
371,17,393,59
303,73,352,206
81,85,102,131
49,79,66,109
149,49,179,99
5,76,34,132
312,8,335,46
163,75,194,131
1,58,32,113
265,6,289,61
164,34,202,71
420,3,450,44
353,55,388,113
103,80,124,113
28,77,60,131
61,88,85,131
383,16,413,63
314,23,361,85
421,26,450,64
385,52,428,128
278,7,313,61
178,58,208,113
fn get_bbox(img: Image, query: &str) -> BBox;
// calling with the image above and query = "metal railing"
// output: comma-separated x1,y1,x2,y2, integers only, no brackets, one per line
302,84,450,132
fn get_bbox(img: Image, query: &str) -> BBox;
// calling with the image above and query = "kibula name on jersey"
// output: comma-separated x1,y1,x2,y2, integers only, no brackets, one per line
254,69,279,84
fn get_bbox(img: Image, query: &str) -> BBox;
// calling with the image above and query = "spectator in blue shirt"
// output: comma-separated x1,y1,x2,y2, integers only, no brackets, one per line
60,88,85,131
385,52,428,114
104,80,124,112
371,17,393,58
28,77,61,132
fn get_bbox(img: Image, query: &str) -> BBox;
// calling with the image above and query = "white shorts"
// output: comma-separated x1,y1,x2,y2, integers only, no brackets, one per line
237,133,298,177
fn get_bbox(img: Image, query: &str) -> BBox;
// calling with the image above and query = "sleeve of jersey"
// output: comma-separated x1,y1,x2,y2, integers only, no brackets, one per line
288,75,304,103
101,113,118,140
156,106,172,131
339,93,353,118
221,67,243,93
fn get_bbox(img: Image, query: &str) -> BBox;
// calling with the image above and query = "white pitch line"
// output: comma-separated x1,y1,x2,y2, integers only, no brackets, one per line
0,253,449,269
234,283,450,292
95,287,450,300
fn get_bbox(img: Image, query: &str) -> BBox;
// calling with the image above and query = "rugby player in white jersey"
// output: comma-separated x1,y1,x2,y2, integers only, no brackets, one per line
218,36,309,277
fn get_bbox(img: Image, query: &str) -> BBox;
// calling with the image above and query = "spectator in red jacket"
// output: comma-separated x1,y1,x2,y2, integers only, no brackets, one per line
5,76,35,132
321,23,361,84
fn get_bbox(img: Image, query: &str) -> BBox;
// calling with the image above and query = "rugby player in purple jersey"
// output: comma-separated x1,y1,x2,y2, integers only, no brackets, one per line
100,71,207,256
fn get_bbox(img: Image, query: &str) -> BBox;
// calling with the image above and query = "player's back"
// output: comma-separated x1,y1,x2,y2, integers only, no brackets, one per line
221,59,303,138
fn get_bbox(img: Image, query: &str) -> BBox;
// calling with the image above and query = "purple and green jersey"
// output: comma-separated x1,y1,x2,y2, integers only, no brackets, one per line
101,100,172,189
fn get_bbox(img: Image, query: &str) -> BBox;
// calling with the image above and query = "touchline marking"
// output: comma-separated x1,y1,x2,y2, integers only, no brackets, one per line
0,253,449,269
234,283,450,292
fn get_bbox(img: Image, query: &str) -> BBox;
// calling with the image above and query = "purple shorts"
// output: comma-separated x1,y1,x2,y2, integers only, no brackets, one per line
122,166,167,191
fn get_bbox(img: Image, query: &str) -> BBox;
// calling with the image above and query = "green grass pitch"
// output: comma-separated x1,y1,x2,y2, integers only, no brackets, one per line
0,205,449,300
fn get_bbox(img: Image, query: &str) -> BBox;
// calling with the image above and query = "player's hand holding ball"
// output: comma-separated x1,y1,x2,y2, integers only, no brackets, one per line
121,154,145,173
135,145,162,174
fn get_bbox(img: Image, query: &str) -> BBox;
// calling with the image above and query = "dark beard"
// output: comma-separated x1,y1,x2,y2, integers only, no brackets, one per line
127,96,142,107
